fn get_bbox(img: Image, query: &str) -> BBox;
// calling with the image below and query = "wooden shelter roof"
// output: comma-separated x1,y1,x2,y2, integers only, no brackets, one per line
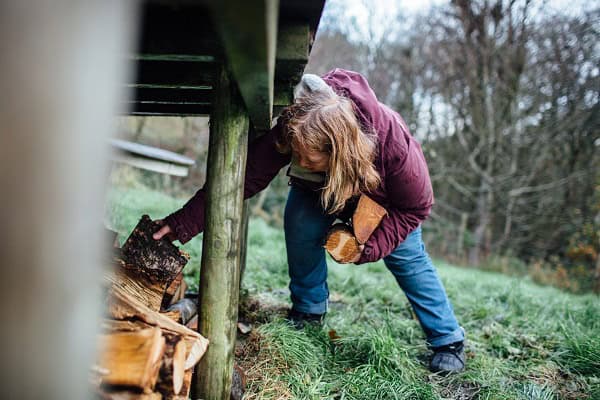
126,0,326,130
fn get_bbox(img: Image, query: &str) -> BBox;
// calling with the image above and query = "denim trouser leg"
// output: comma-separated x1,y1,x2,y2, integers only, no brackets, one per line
284,186,335,314
384,226,465,347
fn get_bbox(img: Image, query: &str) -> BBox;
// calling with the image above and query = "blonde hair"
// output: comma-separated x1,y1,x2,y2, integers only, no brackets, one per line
277,91,381,214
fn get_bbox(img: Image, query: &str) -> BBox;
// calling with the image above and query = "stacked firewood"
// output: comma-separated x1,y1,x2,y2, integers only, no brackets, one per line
93,215,208,400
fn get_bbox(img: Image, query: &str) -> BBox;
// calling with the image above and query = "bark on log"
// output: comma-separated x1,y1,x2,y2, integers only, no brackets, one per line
324,223,361,263
106,284,209,370
97,327,166,392
106,216,189,313
121,215,189,297
352,195,387,244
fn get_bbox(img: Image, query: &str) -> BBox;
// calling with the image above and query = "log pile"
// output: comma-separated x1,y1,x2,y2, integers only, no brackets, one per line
93,216,208,399
324,195,387,262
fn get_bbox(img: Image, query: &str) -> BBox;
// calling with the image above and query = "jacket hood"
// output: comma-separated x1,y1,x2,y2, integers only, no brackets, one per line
321,68,382,132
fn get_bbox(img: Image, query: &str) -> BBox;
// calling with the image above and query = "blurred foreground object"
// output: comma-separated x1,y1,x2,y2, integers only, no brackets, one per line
0,1,137,399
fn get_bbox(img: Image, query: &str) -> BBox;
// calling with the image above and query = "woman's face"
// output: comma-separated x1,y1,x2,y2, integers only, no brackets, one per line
293,145,330,172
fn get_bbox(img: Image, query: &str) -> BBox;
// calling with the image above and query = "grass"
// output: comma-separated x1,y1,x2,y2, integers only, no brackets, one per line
107,185,600,399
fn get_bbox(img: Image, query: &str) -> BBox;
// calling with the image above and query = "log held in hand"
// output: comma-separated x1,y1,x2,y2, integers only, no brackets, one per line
324,195,387,262
121,214,189,286
116,215,189,312
352,194,387,244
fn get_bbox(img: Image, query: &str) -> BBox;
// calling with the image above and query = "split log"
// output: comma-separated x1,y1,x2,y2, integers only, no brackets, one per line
324,223,361,263
177,369,193,400
161,272,186,309
121,215,189,282
159,309,181,323
120,215,189,310
105,267,165,313
156,334,186,397
352,195,387,244
153,369,192,400
104,215,189,313
107,284,209,370
96,389,162,400
100,319,151,333
185,315,198,331
99,319,186,397
97,327,166,392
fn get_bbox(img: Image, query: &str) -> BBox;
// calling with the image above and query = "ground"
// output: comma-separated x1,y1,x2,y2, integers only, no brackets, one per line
107,187,600,399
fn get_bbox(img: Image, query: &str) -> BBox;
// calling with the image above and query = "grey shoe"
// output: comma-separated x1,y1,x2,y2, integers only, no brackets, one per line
430,341,465,373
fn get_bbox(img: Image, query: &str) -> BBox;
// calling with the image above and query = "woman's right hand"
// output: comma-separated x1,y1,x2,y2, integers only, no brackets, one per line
153,220,176,242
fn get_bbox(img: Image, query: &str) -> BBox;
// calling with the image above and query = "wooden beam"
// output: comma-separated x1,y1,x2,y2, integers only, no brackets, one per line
137,2,220,57
132,87,212,103
275,23,310,83
195,64,249,400
134,60,214,88
274,80,294,106
124,102,285,118
210,0,279,130
124,102,212,116
279,0,326,30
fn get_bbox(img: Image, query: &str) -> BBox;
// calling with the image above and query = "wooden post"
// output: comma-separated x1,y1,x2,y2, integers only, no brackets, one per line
0,1,137,399
195,64,249,400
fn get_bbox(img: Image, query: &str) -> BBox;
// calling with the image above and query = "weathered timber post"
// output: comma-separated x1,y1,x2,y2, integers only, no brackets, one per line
0,2,137,399
195,64,249,400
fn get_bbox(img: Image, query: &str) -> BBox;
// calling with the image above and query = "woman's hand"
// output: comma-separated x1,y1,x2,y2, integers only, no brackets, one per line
153,220,176,242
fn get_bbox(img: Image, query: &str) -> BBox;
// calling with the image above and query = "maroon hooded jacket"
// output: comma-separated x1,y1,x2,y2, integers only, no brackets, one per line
165,68,434,264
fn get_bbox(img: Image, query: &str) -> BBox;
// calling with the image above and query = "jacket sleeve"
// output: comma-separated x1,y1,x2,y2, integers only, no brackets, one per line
165,121,291,244
356,140,434,264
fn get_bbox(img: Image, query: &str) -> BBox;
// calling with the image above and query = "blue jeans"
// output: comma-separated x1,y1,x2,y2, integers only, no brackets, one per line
284,186,465,347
